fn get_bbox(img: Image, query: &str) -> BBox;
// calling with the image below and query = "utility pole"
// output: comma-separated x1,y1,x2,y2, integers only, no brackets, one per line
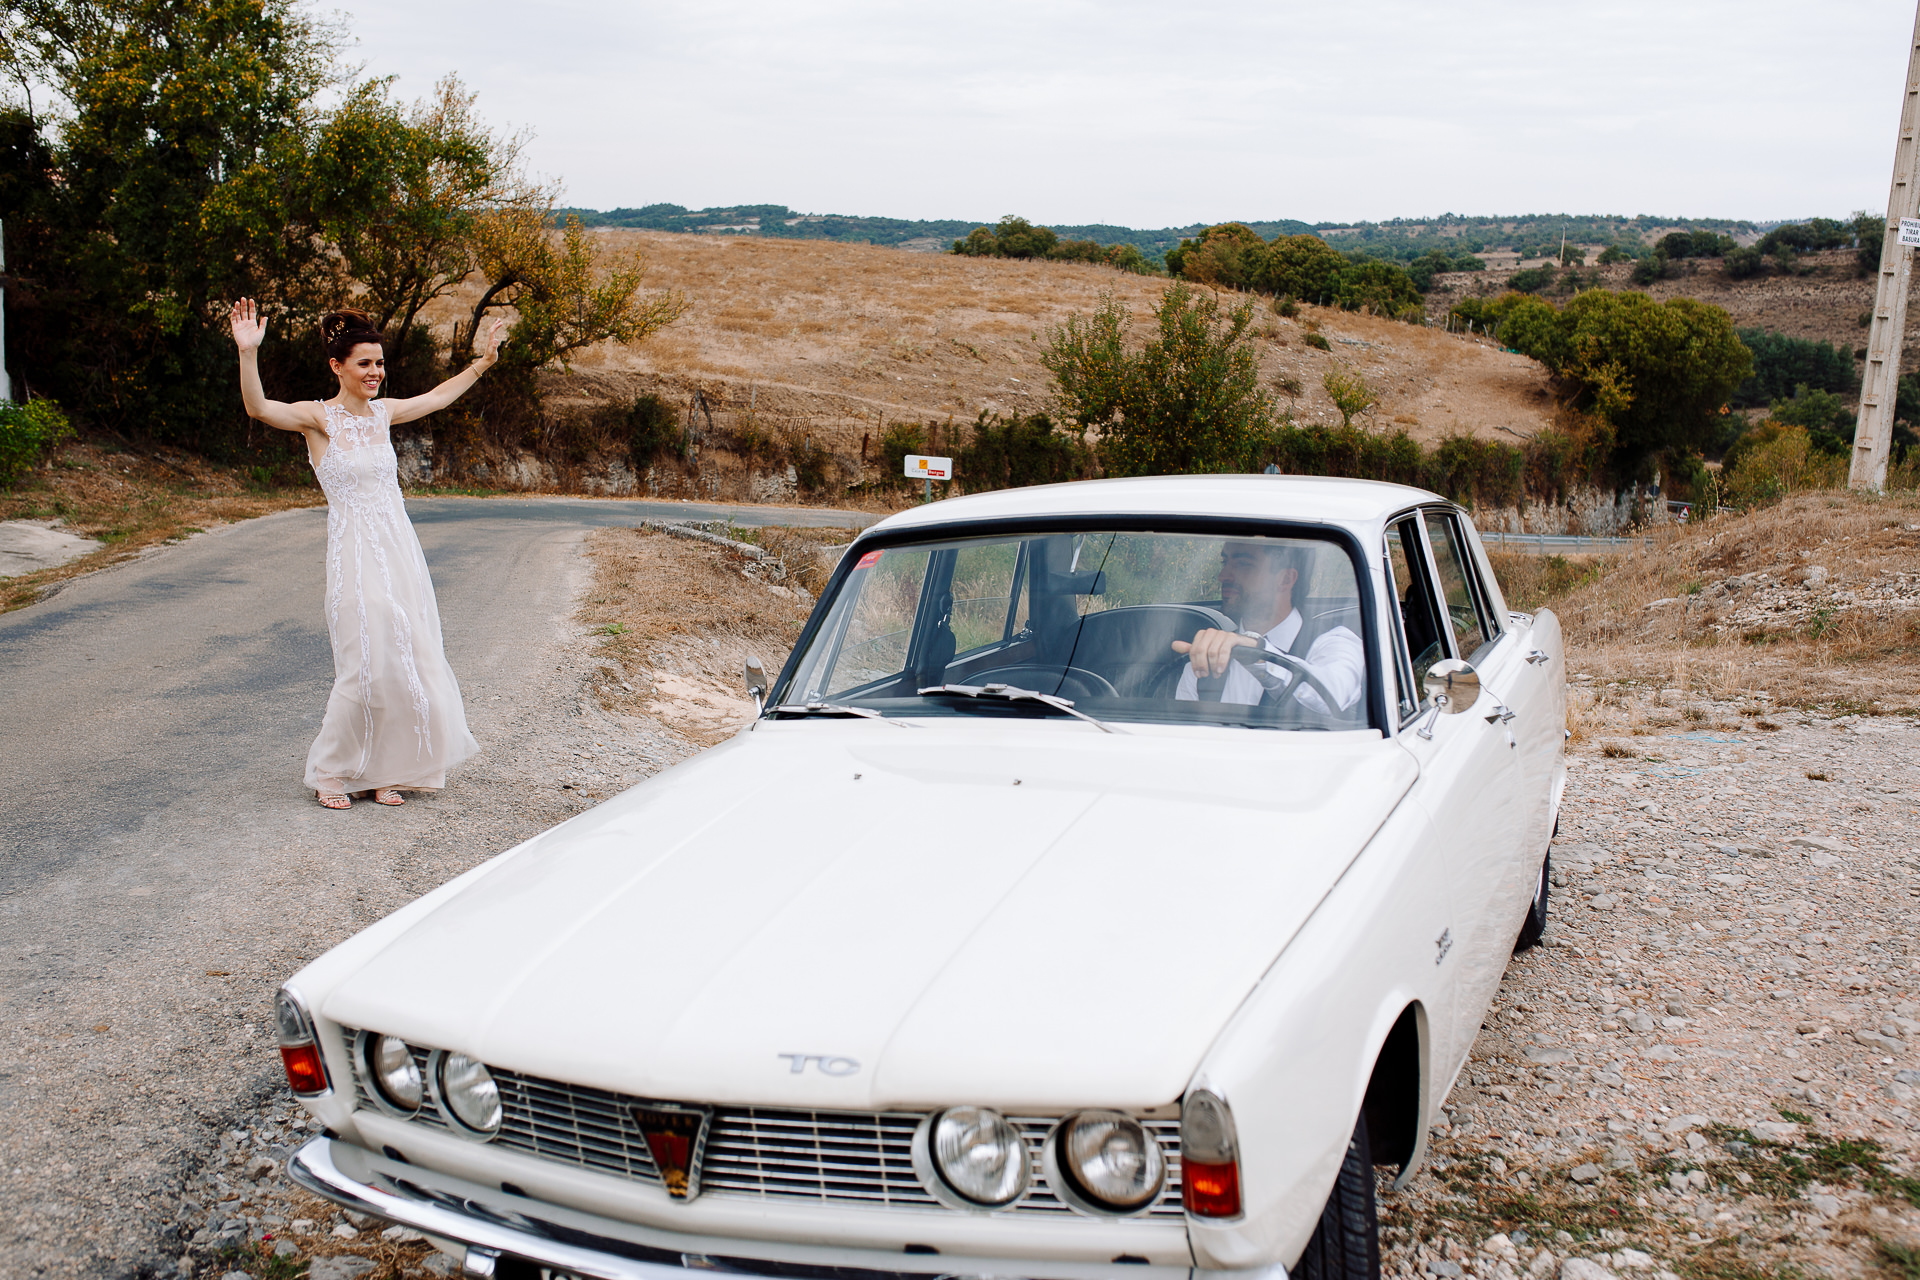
1851,0,1920,490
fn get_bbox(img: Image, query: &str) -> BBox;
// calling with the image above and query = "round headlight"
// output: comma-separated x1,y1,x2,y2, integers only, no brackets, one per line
931,1107,1029,1206
439,1053,502,1134
1059,1111,1164,1210
370,1035,423,1112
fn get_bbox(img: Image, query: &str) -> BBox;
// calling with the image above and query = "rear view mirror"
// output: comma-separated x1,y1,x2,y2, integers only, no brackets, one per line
744,655,768,714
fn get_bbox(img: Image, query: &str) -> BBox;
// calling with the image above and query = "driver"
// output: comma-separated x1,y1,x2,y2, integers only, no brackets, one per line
1172,540,1365,715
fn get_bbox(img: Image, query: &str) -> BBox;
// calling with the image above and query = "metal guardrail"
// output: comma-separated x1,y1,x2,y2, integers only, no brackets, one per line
1479,532,1651,555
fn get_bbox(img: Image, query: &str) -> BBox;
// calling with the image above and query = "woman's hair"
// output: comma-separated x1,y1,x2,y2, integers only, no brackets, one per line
320,309,384,363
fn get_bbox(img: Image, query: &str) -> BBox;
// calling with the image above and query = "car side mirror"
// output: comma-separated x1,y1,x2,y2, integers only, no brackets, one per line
744,655,768,715
1415,658,1478,739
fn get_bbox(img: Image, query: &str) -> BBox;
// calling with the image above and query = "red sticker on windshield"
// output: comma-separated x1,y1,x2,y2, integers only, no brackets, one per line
854,550,883,570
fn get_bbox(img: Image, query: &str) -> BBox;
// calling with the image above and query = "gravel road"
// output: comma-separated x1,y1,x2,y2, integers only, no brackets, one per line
0,496,868,1280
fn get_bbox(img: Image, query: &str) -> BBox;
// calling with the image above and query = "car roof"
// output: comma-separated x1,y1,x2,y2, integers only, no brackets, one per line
866,474,1448,536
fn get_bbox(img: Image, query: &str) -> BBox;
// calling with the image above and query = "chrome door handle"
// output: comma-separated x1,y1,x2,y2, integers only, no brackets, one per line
1485,704,1516,724
1525,649,1551,666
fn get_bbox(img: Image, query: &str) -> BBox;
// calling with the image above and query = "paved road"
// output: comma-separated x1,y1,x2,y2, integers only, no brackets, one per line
0,495,869,1279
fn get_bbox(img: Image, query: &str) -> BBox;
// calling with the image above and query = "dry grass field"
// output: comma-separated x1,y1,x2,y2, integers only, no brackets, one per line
420,231,1564,476
1489,490,1920,745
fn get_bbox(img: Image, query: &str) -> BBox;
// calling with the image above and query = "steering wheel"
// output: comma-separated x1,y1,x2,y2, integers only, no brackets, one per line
965,664,1118,700
1173,605,1348,715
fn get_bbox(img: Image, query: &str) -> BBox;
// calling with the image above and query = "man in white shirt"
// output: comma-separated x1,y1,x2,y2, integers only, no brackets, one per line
1172,541,1366,715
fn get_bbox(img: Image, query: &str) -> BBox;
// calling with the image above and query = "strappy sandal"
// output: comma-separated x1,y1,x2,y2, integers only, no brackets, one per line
373,788,406,806
317,790,351,810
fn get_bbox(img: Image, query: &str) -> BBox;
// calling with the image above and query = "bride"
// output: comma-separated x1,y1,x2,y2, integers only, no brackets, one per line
229,300,504,809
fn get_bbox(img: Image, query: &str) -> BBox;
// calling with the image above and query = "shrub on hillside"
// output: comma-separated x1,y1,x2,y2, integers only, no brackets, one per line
952,217,1155,273
611,393,681,464
1042,284,1271,476
877,421,927,490
1332,260,1422,315
0,398,75,490
1767,384,1854,455
1723,423,1845,508
955,412,1092,492
1505,265,1557,294
1166,223,1268,288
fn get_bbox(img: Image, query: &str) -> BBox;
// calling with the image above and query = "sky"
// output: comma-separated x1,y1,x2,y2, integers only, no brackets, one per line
329,0,1918,228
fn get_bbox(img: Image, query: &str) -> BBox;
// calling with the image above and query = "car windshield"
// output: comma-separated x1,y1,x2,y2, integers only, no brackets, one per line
776,528,1375,731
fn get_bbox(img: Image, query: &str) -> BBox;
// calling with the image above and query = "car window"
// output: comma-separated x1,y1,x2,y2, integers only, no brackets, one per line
1422,512,1492,658
949,541,1020,653
1386,518,1447,688
805,547,930,697
778,527,1375,731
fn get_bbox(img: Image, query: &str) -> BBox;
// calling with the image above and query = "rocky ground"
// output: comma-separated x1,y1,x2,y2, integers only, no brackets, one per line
1379,688,1920,1280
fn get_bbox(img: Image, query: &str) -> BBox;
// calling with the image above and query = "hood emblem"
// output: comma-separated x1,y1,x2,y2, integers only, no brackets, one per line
632,1101,713,1200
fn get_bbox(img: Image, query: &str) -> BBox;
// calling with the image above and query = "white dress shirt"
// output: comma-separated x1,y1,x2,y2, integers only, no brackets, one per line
1174,608,1366,715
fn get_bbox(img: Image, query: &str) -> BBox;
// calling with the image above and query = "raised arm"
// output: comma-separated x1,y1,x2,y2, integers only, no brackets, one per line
230,299,324,434
386,317,508,426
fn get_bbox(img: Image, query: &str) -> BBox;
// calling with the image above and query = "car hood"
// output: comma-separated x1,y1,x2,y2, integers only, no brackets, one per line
322,722,1415,1110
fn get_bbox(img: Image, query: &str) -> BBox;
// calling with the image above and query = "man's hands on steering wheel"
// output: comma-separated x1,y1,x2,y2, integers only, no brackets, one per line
1171,628,1257,679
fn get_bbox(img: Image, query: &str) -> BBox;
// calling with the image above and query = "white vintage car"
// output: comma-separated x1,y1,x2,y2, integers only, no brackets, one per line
277,476,1566,1280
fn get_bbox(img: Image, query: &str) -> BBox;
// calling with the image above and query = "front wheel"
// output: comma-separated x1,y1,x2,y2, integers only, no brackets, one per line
1293,1112,1380,1280
1514,851,1551,953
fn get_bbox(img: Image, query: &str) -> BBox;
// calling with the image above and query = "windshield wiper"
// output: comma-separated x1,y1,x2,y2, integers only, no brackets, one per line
916,683,1126,735
772,702,916,727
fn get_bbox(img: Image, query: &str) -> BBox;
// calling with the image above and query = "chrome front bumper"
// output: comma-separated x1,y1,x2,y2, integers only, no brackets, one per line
288,1137,1275,1280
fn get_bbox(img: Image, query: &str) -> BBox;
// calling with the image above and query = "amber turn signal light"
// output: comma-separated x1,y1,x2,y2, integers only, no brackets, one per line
280,1042,330,1096
1181,1157,1241,1217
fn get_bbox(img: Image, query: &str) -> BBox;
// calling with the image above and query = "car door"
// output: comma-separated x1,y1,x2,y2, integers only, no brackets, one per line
1387,512,1524,1070
1458,516,1564,870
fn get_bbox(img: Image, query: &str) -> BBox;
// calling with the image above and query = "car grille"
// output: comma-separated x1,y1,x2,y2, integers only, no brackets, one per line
342,1030,1184,1219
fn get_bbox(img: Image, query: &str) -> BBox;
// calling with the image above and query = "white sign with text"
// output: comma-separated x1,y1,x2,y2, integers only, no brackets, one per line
1900,218,1920,247
904,455,953,481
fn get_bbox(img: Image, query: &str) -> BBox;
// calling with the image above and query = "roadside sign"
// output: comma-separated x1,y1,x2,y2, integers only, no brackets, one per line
904,454,953,481
1901,218,1920,247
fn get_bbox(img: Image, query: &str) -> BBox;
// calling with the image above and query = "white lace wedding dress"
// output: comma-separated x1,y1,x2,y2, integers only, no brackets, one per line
305,401,479,794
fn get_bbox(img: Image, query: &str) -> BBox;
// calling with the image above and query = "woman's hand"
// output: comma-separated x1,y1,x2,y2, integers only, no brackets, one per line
474,317,508,368
229,298,267,353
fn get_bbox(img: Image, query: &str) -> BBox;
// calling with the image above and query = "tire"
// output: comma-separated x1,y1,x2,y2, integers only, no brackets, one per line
1293,1112,1380,1280
1513,851,1550,953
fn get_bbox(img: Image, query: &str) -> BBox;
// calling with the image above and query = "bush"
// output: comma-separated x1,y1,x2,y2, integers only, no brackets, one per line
1303,332,1331,351
1724,246,1766,280
1767,384,1854,455
1505,265,1557,295
0,398,75,490
1723,423,1845,508
954,412,1092,492
953,217,1155,274
1332,260,1421,314
952,216,1058,259
620,393,680,463
876,421,926,489
1596,245,1630,265
1042,284,1271,477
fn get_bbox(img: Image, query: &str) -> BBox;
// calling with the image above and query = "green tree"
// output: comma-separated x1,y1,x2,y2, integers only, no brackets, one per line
950,215,1058,259
1042,285,1272,476
5,0,339,446
1552,291,1752,467
1260,234,1348,302
1168,223,1267,289
1331,260,1420,314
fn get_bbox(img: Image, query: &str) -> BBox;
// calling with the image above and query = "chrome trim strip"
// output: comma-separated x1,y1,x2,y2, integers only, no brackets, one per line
286,1136,1198,1280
